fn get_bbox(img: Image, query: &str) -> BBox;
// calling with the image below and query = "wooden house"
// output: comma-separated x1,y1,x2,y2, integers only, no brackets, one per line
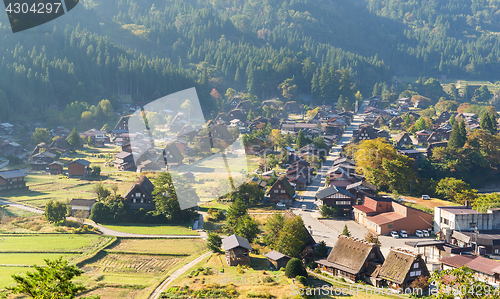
68,159,91,179
222,234,253,266
316,186,356,217
316,235,384,283
68,199,96,218
227,109,246,122
0,169,27,191
415,130,431,144
124,175,156,210
136,160,161,173
49,161,64,175
427,132,440,143
265,251,291,270
160,142,184,167
114,115,130,131
114,152,136,171
235,100,254,115
378,248,429,290
225,96,242,112
283,101,302,114
346,180,376,200
353,124,377,143
30,151,57,171
394,132,413,148
267,176,296,205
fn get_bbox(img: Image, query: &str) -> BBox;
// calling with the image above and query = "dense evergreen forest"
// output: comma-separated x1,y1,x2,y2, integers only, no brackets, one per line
1,0,500,123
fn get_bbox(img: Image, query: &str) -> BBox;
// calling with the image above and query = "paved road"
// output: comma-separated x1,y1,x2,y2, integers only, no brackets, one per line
290,100,427,256
0,199,207,239
149,251,212,299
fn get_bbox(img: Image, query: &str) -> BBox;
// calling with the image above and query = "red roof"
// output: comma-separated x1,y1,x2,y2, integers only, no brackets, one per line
440,255,500,275
366,212,405,225
353,205,376,214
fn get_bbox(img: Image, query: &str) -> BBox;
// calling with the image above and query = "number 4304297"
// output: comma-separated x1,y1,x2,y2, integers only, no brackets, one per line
6,2,62,14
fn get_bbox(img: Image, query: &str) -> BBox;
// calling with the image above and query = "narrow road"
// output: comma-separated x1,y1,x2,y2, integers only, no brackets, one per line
0,199,206,239
291,99,369,246
149,251,212,299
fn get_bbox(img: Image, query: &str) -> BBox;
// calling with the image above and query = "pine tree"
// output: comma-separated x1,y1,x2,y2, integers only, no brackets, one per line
67,127,81,150
459,120,467,145
295,130,306,150
342,224,351,237
448,121,462,149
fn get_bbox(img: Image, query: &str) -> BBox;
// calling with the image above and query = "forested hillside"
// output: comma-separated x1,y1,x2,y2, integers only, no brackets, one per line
1,0,500,124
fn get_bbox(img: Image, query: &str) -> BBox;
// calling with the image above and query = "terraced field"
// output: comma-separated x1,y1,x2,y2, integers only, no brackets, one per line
108,238,206,255
93,253,185,274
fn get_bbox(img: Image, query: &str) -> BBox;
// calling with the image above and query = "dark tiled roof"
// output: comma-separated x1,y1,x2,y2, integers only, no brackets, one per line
0,169,26,179
116,151,133,159
264,250,290,261
69,159,91,167
346,180,376,191
68,199,96,207
222,234,253,251
316,186,355,200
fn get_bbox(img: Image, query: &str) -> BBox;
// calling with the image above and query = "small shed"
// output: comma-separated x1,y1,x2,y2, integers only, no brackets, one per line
49,161,64,175
68,199,96,218
264,250,291,270
68,159,91,179
222,234,253,266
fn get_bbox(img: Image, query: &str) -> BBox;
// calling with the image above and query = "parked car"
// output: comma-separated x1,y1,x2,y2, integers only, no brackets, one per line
276,203,286,209
302,204,307,210
415,230,424,238
391,231,400,238
400,230,408,238
422,195,431,200
423,230,430,237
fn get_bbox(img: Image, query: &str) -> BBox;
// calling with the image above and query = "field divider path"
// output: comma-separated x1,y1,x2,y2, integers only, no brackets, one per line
149,251,212,299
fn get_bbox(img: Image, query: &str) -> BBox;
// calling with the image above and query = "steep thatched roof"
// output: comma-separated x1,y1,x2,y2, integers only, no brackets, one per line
378,248,425,284
326,235,380,275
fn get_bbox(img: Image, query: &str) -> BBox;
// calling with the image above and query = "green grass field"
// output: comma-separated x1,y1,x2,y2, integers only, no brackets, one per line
0,234,108,252
108,238,206,255
0,253,81,265
101,223,199,236
0,234,112,289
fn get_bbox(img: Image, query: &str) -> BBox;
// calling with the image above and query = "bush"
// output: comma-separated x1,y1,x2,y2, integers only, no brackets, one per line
307,262,317,270
285,258,308,278
262,276,274,283
295,275,308,286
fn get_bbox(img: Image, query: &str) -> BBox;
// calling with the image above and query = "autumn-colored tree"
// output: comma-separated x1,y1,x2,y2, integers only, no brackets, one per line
210,88,222,100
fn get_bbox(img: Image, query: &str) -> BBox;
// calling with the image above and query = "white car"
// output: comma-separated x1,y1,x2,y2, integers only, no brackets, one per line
391,231,400,238
415,230,424,238
276,203,286,209
400,230,408,238
421,195,431,200
302,204,307,210
423,230,430,237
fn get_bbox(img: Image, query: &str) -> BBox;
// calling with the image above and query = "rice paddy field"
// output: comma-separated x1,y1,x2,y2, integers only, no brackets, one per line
76,238,208,299
0,234,111,290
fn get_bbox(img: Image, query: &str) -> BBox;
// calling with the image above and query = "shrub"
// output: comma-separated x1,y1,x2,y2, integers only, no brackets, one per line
295,275,308,286
262,276,274,283
285,258,307,278
307,261,317,270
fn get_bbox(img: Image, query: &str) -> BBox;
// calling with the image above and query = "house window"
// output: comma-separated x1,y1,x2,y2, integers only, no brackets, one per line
410,271,416,277
388,224,393,229
141,198,144,203
136,193,141,197
133,199,136,203
413,263,419,269
441,217,449,225
274,190,278,193
495,249,499,254
470,223,476,230
281,190,285,194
